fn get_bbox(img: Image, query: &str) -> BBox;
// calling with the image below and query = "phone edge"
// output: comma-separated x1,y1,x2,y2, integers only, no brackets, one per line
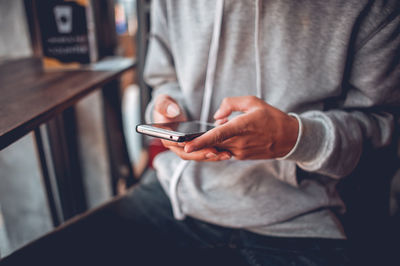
136,125,182,142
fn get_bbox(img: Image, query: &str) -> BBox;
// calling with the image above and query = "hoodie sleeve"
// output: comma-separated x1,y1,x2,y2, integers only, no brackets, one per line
143,0,188,123
285,5,400,179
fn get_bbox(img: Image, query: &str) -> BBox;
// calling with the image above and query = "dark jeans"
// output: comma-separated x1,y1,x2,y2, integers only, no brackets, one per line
1,171,349,266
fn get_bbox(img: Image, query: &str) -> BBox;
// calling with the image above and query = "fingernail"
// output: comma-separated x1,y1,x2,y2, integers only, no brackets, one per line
184,145,193,153
206,152,217,159
221,154,231,160
214,109,222,119
215,119,225,125
166,104,180,118
178,142,186,147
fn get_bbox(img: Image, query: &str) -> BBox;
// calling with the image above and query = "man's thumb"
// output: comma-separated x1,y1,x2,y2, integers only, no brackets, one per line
157,96,181,118
166,103,180,118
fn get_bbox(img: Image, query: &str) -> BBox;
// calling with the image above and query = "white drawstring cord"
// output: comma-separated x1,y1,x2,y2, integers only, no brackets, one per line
168,160,189,219
254,0,262,99
169,0,225,220
200,0,225,123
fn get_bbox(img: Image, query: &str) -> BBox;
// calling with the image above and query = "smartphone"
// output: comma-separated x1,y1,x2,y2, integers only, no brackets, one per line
136,121,215,142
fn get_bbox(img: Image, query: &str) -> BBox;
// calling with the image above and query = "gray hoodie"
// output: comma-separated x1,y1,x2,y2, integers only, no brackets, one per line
144,0,400,239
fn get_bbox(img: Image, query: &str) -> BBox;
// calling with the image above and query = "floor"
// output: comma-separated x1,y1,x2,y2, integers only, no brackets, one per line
0,134,53,257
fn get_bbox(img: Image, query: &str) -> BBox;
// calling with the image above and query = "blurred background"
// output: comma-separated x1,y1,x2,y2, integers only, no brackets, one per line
0,0,150,257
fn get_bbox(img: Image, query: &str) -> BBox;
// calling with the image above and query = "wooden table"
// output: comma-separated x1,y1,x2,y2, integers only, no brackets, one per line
0,56,136,225
0,57,135,150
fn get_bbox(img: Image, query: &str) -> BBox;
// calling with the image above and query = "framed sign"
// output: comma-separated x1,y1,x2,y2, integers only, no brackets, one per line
36,0,98,69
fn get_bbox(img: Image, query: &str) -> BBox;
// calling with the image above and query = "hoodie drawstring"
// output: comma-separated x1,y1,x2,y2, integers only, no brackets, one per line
169,0,225,220
200,0,225,123
255,0,262,99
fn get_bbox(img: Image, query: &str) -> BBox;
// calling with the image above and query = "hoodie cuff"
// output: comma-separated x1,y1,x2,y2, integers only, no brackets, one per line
280,112,333,172
277,113,303,160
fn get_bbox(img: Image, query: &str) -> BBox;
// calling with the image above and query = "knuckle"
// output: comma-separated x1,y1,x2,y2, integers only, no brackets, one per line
234,150,248,160
238,139,247,149
266,141,275,153
247,95,259,105
235,154,245,160
221,97,230,107
214,130,226,143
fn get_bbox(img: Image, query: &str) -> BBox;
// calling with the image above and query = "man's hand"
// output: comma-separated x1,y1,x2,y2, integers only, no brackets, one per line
153,94,231,162
184,96,299,160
